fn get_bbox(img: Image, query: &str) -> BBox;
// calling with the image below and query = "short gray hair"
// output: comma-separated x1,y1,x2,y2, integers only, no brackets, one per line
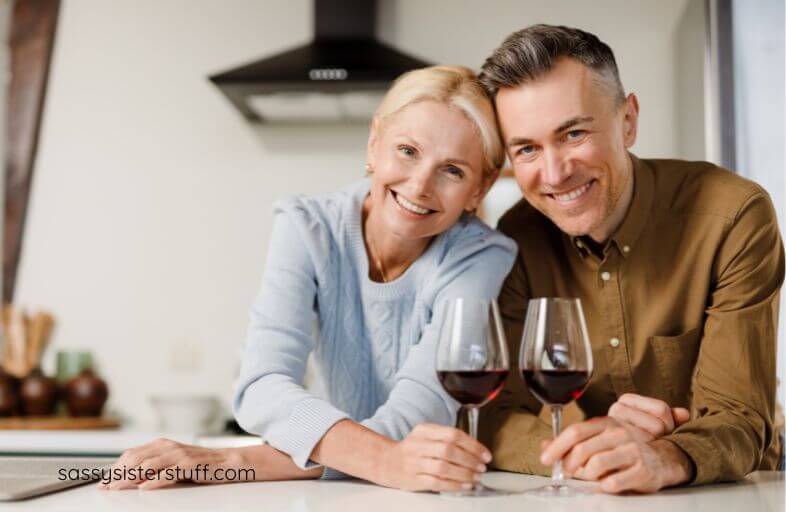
480,24,626,107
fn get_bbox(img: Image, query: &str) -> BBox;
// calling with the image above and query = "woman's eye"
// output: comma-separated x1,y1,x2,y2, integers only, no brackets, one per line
445,166,464,179
398,145,416,157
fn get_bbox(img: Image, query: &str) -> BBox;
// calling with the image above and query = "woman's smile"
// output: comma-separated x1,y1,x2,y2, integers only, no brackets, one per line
390,190,438,218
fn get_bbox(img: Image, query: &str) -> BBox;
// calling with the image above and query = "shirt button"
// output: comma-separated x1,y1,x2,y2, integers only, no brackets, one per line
576,240,584,249
609,337,621,348
622,245,630,253
600,271,611,281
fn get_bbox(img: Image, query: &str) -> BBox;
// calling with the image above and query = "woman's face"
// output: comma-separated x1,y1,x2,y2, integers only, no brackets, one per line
366,100,488,242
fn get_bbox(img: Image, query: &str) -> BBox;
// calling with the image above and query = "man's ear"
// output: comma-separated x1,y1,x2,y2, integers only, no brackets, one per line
622,93,639,149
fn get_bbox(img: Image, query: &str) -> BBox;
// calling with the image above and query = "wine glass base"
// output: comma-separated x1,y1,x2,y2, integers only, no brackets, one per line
524,483,592,498
440,483,511,498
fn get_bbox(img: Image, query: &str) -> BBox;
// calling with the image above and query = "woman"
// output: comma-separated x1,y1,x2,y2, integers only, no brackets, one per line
100,66,516,493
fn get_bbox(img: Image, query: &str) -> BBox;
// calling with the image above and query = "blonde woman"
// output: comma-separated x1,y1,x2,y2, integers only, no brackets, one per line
101,66,516,493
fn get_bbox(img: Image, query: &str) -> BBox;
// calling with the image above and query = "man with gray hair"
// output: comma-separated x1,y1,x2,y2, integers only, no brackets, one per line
479,24,783,493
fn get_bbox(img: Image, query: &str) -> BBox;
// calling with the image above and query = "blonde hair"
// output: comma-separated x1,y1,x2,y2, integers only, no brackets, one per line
374,65,505,178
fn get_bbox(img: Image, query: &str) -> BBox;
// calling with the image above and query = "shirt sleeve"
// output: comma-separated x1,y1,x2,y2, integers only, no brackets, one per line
662,190,784,484
359,229,518,441
477,241,554,476
232,205,349,470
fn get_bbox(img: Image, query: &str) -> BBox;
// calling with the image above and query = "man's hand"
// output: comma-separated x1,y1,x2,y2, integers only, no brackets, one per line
541,417,693,494
608,393,690,441
376,423,491,492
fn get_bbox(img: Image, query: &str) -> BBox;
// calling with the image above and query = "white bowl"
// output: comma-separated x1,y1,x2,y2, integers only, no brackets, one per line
150,395,220,433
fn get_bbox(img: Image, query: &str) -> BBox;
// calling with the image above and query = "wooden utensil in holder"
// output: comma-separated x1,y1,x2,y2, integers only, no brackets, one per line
1,305,55,378
0,307,118,428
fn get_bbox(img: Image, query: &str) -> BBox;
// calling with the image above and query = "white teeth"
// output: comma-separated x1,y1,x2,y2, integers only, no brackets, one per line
553,182,592,203
394,192,432,215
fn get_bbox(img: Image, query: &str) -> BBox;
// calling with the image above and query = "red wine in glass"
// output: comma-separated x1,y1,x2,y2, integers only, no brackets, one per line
435,298,510,497
520,369,589,405
437,369,509,406
519,298,594,497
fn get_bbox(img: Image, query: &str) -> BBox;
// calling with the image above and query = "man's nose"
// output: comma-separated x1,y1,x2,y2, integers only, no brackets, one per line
542,147,571,187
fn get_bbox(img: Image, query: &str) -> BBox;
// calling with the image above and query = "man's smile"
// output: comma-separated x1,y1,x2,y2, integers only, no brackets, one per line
546,179,597,205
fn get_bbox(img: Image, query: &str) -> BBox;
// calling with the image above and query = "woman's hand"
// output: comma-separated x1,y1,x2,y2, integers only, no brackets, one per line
97,438,245,490
98,438,321,490
375,423,492,492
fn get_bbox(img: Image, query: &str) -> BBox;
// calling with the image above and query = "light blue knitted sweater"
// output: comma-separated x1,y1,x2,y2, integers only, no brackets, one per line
232,179,516,473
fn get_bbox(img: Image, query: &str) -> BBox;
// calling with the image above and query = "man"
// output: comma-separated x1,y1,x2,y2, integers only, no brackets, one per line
477,24,784,494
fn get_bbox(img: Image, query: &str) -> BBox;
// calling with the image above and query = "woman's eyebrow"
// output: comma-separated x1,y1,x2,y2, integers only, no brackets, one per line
443,157,471,167
394,134,419,146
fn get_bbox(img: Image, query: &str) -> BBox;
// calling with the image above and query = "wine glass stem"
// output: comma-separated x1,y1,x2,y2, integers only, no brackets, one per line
468,406,479,441
551,405,563,487
467,406,481,491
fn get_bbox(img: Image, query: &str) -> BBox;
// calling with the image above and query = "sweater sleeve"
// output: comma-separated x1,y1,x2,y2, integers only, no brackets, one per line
359,226,518,441
232,202,349,470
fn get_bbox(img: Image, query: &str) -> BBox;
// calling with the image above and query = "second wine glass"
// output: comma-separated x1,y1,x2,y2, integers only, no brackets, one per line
520,297,593,498
436,297,509,497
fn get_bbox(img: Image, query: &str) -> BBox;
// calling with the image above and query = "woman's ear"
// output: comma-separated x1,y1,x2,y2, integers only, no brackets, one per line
465,168,500,212
366,115,381,166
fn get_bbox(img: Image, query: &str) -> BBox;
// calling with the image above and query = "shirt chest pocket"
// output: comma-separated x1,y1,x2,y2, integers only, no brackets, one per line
648,327,702,408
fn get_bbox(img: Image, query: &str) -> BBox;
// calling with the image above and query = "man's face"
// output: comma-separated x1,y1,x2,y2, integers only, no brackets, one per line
495,58,638,242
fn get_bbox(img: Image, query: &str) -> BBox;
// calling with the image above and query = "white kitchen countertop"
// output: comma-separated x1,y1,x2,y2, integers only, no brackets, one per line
4,470,783,512
0,430,263,456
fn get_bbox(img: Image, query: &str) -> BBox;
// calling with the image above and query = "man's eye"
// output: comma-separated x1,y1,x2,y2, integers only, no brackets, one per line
566,130,586,141
517,145,536,155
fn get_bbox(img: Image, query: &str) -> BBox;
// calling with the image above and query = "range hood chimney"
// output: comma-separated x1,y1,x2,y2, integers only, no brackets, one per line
209,0,432,123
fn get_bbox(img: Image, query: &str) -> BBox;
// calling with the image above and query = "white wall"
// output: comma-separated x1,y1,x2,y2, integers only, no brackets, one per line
731,0,785,406
17,0,693,428
675,0,707,161
0,0,8,303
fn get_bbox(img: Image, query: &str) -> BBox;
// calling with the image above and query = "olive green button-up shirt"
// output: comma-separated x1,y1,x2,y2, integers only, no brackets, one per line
480,154,784,485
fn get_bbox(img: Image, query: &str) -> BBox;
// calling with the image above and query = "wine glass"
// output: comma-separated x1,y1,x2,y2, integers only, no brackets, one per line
436,297,510,497
519,298,593,497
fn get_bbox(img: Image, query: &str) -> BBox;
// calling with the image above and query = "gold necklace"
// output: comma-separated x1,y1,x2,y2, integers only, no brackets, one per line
375,255,389,282
369,236,424,283
367,233,390,282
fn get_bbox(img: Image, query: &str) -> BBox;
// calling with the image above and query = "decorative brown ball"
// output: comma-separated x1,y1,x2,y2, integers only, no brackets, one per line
65,369,108,417
20,368,58,416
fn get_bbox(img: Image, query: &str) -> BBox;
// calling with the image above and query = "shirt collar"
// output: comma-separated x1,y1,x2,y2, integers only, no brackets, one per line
569,153,654,259
610,153,654,258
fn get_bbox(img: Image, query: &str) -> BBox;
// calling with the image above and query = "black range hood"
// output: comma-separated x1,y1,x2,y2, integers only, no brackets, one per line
209,0,432,123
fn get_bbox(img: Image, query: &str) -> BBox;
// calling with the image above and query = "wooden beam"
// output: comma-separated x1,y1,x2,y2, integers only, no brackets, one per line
4,0,59,302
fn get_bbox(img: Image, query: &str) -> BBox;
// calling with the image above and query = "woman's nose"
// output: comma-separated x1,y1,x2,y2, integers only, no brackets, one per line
409,165,436,197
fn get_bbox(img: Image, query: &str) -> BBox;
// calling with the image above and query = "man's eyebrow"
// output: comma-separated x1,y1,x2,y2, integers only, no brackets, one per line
554,116,595,134
506,116,595,148
507,136,533,147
